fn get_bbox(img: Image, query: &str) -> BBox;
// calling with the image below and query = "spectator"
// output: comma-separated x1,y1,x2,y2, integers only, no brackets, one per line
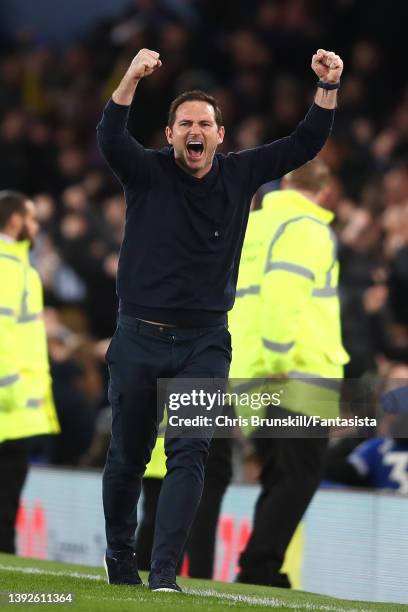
325,413,408,493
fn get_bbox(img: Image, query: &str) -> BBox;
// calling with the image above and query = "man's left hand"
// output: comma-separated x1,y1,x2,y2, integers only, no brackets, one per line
312,49,343,83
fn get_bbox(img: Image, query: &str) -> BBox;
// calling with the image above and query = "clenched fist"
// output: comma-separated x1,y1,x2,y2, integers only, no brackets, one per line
311,49,343,83
127,48,162,82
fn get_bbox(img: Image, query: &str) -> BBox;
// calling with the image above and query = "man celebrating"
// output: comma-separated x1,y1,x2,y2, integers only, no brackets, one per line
97,48,343,592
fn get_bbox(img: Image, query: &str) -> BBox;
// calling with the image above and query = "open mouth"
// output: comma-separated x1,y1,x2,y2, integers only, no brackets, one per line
186,141,204,161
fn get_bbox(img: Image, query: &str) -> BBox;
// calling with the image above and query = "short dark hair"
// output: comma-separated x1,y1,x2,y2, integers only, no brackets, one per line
0,190,28,230
168,90,223,127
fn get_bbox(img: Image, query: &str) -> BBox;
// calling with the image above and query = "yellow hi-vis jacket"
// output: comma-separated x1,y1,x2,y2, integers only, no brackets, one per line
144,412,168,479
0,238,59,443
229,189,349,420
144,437,166,479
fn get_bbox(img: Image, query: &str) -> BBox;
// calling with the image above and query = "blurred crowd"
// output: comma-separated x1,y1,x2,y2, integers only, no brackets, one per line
1,0,407,473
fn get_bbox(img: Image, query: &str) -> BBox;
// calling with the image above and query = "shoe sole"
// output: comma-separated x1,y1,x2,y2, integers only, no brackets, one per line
151,587,181,593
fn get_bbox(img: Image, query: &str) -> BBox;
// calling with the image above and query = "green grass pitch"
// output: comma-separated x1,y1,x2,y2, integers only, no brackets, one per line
0,553,405,611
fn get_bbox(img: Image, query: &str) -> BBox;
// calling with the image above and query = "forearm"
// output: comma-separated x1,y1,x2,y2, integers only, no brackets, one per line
314,88,338,110
112,74,141,106
96,96,146,185
97,48,159,185
111,48,161,105
311,49,342,109
248,103,334,190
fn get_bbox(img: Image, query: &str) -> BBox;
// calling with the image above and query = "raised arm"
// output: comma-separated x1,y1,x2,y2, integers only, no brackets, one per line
312,48,343,110
96,49,162,186
112,48,162,106
234,49,344,195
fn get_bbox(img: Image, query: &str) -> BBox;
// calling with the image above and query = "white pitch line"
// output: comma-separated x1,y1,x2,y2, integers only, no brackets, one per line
184,588,373,612
0,564,102,581
0,563,373,612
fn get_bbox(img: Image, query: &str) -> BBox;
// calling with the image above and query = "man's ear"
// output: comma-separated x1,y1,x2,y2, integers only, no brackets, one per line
281,177,290,190
218,126,225,145
4,212,23,239
11,211,24,231
165,126,173,144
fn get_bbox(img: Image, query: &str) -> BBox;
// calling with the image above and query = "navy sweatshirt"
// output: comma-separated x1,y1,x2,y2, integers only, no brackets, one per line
97,100,334,326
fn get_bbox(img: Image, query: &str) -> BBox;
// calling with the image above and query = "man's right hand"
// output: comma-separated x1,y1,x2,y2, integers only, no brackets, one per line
112,49,162,105
126,49,162,82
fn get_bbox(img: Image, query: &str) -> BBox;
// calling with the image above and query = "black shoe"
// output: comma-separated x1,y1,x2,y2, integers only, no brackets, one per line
104,550,143,586
149,562,182,592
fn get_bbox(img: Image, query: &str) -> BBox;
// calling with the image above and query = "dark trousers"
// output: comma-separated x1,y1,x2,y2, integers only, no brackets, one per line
0,439,29,554
136,437,232,577
102,314,231,569
134,478,161,571
187,435,232,578
238,434,328,586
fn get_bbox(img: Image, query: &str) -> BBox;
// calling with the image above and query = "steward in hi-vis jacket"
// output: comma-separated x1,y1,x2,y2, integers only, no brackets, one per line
0,238,59,442
229,159,349,588
229,186,349,420
0,191,59,554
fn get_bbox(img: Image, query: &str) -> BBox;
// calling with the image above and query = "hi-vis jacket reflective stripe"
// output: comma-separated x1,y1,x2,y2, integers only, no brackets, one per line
0,238,60,443
229,189,349,419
